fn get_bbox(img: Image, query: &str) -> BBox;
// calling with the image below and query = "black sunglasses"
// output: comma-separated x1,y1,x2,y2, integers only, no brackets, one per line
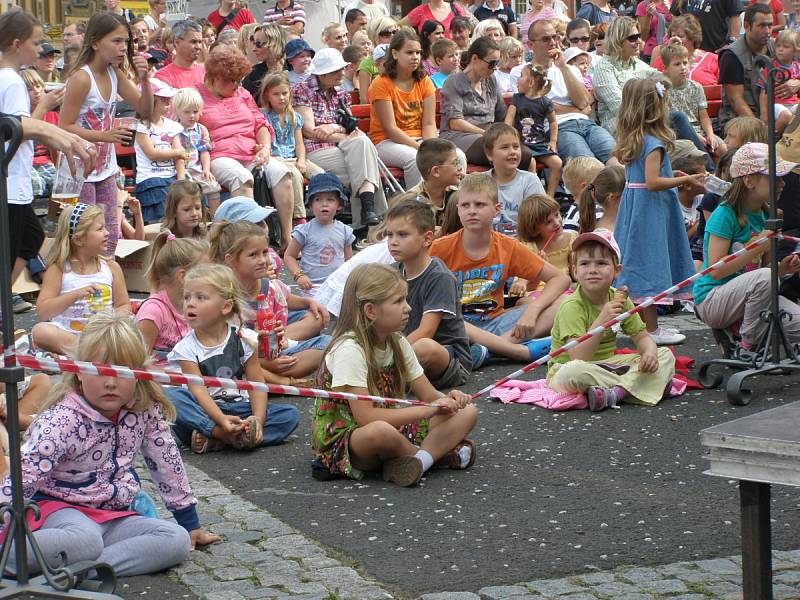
569,35,590,43
249,36,267,48
379,28,398,37
626,33,641,42
480,57,500,69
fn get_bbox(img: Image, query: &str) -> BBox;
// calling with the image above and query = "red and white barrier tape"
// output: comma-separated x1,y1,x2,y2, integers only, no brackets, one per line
470,231,776,398
1,231,776,405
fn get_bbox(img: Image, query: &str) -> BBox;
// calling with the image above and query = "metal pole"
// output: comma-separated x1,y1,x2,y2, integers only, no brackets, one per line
0,116,31,586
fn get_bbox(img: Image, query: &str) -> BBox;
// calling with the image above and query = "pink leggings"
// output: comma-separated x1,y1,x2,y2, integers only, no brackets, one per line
79,174,119,256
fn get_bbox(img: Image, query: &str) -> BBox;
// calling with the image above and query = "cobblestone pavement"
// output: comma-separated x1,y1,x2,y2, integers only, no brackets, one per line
142,462,800,600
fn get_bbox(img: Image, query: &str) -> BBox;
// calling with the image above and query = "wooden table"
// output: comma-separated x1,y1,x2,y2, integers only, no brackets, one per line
701,401,800,600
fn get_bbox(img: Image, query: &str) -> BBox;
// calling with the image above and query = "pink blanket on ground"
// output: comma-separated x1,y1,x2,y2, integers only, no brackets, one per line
489,378,688,411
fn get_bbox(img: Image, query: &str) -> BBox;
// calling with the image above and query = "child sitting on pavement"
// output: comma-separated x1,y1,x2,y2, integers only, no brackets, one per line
430,173,570,343
548,230,676,411
483,123,545,235
385,199,472,389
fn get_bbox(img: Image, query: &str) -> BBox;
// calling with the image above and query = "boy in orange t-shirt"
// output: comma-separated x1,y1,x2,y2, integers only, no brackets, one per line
430,174,571,345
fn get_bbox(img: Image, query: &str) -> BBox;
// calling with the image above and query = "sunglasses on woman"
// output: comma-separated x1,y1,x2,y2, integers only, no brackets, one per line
379,28,398,37
250,36,267,48
480,57,500,69
626,33,641,42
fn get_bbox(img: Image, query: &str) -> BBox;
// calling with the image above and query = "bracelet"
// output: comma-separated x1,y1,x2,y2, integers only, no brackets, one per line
293,269,307,281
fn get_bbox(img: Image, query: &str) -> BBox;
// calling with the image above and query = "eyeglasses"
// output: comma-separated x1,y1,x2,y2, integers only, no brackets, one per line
480,57,500,69
250,36,267,48
532,34,559,43
569,35,590,43
379,29,398,37
626,33,641,42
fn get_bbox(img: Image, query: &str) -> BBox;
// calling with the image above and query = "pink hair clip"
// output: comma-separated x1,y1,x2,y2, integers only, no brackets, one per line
166,232,177,241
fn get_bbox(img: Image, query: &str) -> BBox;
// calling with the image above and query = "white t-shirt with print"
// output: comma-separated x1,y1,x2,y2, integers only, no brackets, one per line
134,117,182,183
0,69,34,205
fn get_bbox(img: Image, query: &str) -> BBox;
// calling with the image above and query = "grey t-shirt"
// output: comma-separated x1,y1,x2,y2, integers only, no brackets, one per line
398,257,471,369
488,169,546,235
293,219,355,284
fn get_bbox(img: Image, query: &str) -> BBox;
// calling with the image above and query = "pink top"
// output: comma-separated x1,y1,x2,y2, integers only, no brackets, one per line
520,7,562,42
154,62,206,89
134,288,190,359
652,49,719,87
197,83,268,162
635,1,672,58
406,2,466,39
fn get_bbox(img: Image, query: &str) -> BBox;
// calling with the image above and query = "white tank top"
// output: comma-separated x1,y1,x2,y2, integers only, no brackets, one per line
77,65,118,183
51,259,115,332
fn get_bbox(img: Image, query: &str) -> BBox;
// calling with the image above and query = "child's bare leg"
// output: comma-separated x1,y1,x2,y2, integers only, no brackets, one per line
541,155,563,198
31,323,76,356
777,110,793,136
349,421,418,471
465,322,531,361
411,339,450,382
273,176,294,251
0,421,8,480
285,313,324,341
641,305,658,332
527,155,538,174
19,374,51,429
284,349,324,379
421,404,479,461
207,194,221,218
261,367,292,386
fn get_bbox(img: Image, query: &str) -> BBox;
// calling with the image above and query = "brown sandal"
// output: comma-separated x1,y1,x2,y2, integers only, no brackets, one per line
233,416,263,450
191,430,227,454
435,439,476,470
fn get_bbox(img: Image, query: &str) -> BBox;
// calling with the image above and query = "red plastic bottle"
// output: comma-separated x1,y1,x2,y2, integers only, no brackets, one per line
256,294,274,360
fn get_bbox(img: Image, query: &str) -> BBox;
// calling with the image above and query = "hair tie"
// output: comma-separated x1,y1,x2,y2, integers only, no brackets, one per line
655,81,666,98
166,232,177,241
69,203,90,236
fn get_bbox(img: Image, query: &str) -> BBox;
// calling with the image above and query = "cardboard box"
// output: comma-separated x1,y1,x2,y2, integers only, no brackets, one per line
12,223,164,295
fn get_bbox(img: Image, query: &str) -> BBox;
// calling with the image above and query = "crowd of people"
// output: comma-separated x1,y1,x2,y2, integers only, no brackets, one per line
1,0,800,581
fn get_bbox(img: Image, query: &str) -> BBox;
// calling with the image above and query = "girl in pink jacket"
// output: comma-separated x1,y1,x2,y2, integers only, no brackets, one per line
0,314,219,576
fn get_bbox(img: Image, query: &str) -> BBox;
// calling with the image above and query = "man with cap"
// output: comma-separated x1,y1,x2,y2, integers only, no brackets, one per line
285,38,315,85
154,20,206,89
292,48,387,234
35,42,61,84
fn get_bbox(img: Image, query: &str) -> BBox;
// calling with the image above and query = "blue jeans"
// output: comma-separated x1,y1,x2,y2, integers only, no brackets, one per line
556,118,616,163
465,306,527,337
285,334,330,355
166,387,300,447
669,110,715,171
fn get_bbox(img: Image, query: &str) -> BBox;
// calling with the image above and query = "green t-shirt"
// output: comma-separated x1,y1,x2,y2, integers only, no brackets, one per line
357,56,378,77
548,284,646,378
693,204,766,306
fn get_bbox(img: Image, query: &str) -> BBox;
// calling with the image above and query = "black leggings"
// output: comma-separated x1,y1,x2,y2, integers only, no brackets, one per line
464,134,535,170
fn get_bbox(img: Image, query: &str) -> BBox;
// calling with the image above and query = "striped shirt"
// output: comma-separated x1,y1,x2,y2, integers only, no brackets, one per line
262,0,306,26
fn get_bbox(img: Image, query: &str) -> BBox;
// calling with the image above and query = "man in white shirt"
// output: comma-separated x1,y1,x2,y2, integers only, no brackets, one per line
511,20,619,166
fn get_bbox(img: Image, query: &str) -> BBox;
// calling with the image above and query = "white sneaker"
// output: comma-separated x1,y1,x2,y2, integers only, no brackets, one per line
649,326,686,345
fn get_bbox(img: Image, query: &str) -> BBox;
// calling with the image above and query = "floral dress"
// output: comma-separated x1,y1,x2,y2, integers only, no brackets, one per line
312,339,429,480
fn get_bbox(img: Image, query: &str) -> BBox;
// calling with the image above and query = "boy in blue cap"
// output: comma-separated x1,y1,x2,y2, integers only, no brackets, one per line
284,173,355,296
285,38,315,85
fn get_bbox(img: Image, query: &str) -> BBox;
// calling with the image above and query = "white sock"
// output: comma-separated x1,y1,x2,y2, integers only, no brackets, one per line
415,449,434,472
458,445,472,469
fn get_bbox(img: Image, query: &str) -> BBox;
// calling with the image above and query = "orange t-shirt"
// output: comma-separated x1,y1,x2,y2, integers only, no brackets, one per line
367,75,436,145
430,230,545,320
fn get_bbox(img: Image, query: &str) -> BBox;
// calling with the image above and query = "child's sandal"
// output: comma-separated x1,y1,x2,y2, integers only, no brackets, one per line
233,416,263,450
191,430,226,454
434,439,476,470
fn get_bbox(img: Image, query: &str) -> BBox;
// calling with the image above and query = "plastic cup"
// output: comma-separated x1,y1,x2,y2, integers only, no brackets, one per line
704,174,732,195
51,152,86,203
113,117,138,147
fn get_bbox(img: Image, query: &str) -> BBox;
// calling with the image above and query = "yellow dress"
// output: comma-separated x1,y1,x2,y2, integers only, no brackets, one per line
524,230,577,291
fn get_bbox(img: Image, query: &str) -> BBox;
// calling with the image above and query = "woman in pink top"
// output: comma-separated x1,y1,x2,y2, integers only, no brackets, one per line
399,0,467,39
196,44,294,246
650,14,719,86
635,0,671,63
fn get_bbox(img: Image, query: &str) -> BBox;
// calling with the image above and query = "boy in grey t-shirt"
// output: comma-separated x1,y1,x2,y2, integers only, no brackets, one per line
385,199,471,389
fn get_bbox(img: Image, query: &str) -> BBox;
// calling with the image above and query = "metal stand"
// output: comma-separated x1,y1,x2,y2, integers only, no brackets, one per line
697,57,800,406
0,117,121,598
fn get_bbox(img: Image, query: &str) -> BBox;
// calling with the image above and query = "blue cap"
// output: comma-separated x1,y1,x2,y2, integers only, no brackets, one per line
306,173,347,204
214,196,275,223
285,38,315,61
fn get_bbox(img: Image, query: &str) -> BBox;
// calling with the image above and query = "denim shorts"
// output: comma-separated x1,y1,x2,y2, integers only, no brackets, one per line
465,306,527,337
